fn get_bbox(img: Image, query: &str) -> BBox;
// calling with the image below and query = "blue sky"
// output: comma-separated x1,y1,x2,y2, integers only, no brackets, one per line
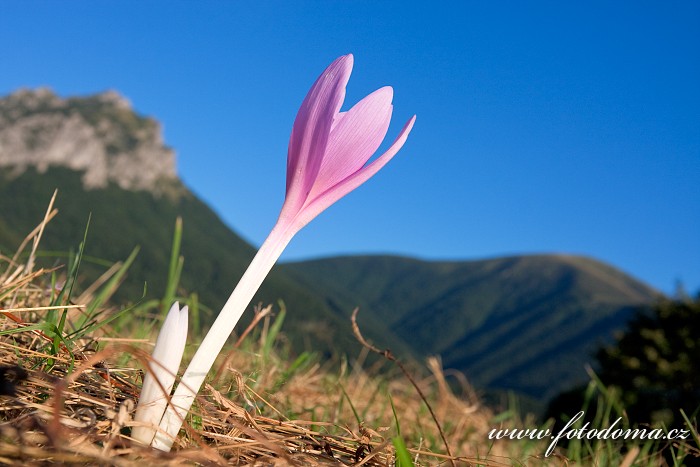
1,2,698,294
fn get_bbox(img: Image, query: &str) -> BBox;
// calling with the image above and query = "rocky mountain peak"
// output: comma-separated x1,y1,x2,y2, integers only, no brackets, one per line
0,88,177,193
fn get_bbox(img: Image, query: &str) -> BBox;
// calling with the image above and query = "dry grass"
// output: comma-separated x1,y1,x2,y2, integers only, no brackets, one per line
0,215,536,466
0,306,514,466
4,203,695,466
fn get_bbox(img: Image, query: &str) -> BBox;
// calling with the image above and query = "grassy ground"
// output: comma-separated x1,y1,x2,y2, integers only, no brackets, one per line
0,207,697,466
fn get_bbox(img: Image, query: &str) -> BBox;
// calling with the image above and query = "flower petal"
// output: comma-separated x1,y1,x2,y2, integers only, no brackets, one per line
331,111,347,131
150,303,188,371
307,86,394,200
284,54,353,215
295,115,416,229
133,302,189,445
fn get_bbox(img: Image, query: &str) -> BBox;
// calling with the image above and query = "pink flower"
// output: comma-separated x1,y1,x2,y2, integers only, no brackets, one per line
280,54,416,232
153,55,415,451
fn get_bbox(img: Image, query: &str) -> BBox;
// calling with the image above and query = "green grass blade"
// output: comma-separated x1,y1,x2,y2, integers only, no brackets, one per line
188,292,201,336
53,214,91,311
73,300,144,338
338,383,361,425
392,435,414,467
72,246,140,335
270,352,314,394
162,216,184,315
680,409,700,447
84,247,140,315
0,322,54,336
262,301,286,360
389,394,402,437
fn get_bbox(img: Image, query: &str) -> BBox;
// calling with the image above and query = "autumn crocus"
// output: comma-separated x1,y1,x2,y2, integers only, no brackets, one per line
132,302,188,445
152,54,415,450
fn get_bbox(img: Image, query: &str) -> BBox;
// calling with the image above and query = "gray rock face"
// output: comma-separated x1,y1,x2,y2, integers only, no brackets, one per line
0,88,177,192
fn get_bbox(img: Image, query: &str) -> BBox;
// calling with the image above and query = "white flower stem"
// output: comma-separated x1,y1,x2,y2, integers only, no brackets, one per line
152,221,296,451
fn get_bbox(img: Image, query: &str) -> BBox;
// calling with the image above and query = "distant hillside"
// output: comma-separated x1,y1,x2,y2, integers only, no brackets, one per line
0,167,414,360
0,88,660,407
286,255,658,401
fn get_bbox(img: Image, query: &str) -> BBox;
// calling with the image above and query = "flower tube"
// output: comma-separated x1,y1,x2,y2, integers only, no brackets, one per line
153,54,415,450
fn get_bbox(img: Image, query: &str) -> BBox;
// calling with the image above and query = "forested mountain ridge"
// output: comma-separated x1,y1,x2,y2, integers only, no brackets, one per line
0,89,658,405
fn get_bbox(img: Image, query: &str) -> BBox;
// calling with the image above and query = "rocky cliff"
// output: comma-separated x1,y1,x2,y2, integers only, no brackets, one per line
0,88,177,193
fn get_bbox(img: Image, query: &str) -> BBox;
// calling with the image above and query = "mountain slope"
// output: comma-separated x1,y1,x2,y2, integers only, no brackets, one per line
0,88,660,406
0,167,412,358
286,255,658,401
